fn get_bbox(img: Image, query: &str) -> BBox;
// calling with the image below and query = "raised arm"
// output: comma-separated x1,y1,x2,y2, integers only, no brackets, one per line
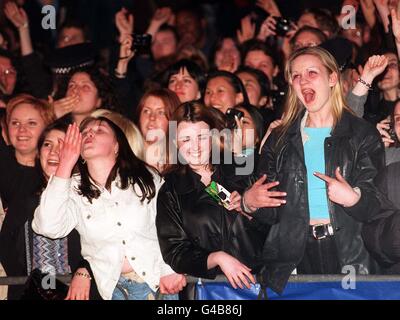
4,2,33,56
32,123,82,238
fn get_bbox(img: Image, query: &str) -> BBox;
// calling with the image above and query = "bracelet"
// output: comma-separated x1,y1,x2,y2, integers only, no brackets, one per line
357,77,372,90
75,271,92,280
240,193,257,215
114,68,127,79
19,22,28,29
118,55,131,60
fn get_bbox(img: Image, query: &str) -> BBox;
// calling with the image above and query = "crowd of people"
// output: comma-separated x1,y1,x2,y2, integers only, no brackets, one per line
1,0,400,300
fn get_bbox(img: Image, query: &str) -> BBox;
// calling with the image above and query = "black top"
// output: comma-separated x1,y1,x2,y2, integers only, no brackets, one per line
156,164,268,279
0,193,82,299
0,128,42,208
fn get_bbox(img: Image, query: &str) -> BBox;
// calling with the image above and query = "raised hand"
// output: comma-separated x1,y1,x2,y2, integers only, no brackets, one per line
376,116,395,147
237,15,256,44
159,273,187,295
119,34,135,61
4,2,28,29
256,0,281,17
115,7,134,41
314,167,361,207
56,123,82,179
360,55,389,83
374,0,390,32
243,174,286,212
152,7,173,26
208,251,256,289
49,95,79,119
257,16,277,41
147,7,174,37
391,8,400,43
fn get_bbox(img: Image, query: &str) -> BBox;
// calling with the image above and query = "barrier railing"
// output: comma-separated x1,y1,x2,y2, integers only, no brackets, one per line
1,274,400,300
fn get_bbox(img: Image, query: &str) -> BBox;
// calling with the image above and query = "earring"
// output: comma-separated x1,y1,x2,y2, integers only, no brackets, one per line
82,159,86,164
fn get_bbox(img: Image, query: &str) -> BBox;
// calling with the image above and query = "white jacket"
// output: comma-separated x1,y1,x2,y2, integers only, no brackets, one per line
32,173,174,300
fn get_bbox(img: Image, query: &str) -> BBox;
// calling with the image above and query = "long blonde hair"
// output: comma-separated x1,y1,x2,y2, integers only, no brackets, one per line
278,46,352,142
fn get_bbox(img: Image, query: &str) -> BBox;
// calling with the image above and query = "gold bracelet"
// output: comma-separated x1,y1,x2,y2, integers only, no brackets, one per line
75,271,92,280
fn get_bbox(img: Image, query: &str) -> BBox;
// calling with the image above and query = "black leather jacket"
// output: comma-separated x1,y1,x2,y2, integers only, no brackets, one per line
254,110,388,294
156,164,268,279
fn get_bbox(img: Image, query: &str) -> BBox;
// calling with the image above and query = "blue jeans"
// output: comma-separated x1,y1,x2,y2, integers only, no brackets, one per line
112,276,179,300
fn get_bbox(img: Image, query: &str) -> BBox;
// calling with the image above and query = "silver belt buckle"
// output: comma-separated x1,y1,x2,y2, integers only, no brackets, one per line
312,223,334,240
312,223,326,240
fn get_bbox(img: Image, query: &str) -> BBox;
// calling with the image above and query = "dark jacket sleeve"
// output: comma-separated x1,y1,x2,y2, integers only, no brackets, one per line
251,132,280,225
362,163,400,268
155,182,218,279
343,126,390,222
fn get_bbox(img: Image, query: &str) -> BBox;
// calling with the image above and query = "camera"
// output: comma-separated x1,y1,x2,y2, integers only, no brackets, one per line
274,17,293,37
389,115,400,148
225,108,244,129
132,33,152,53
205,181,231,209
270,89,285,105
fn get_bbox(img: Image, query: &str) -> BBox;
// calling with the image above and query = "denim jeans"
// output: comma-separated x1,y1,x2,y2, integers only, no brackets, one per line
112,275,179,300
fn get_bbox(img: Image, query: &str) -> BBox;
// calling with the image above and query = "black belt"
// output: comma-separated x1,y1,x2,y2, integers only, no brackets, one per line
309,223,334,240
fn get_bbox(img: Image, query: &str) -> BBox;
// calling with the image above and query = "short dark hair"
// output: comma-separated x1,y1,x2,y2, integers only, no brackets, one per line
161,59,207,94
302,8,339,37
235,66,271,98
58,19,90,42
234,102,266,145
241,39,280,69
157,24,180,44
204,70,250,105
290,26,328,49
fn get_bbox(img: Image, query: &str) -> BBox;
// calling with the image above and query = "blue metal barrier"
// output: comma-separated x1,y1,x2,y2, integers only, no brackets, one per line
193,275,400,300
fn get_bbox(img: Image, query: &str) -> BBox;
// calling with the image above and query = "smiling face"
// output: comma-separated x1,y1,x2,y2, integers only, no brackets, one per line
40,129,65,178
168,67,200,103
290,54,337,115
66,72,101,118
81,120,118,162
8,103,46,156
177,120,211,170
204,76,242,114
214,38,240,69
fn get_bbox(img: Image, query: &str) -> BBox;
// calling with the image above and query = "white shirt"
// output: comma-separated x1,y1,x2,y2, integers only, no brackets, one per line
32,173,174,300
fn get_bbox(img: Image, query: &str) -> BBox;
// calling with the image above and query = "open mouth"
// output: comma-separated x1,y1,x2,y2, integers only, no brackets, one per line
301,88,316,104
16,136,30,141
47,159,59,166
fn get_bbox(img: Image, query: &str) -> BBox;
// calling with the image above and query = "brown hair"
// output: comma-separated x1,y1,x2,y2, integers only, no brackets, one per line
135,88,181,126
165,100,227,175
6,93,55,127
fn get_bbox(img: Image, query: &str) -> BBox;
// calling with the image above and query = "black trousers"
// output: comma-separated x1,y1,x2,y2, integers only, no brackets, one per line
297,232,341,274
